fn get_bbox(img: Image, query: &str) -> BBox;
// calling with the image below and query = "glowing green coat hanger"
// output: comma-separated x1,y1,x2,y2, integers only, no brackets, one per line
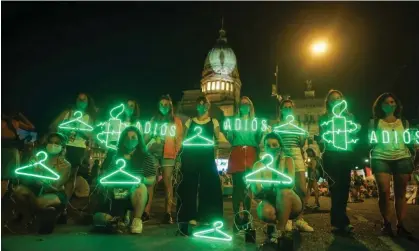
321,100,359,151
100,158,142,185
96,104,126,150
273,115,308,135
15,151,60,181
193,221,232,242
58,111,93,132
183,126,214,146
245,154,293,185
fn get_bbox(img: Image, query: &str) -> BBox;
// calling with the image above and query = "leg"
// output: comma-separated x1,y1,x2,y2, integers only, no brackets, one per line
36,193,62,209
295,171,307,206
13,185,39,210
198,162,223,223
144,180,156,215
313,180,320,206
2,180,9,198
130,184,148,219
232,172,245,216
176,169,199,223
162,165,174,214
372,160,392,224
393,173,410,225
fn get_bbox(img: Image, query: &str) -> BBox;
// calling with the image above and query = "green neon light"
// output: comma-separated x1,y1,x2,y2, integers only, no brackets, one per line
321,100,359,151
193,221,232,242
245,154,293,185
15,151,60,180
273,115,308,135
223,118,268,132
183,127,214,146
96,104,126,150
369,129,419,145
100,158,142,185
58,111,93,132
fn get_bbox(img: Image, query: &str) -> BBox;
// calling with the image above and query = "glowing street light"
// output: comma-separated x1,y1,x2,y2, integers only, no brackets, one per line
311,41,327,55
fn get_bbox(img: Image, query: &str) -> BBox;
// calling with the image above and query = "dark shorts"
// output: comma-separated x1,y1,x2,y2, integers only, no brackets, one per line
256,189,303,220
96,187,149,217
371,158,414,175
25,184,68,205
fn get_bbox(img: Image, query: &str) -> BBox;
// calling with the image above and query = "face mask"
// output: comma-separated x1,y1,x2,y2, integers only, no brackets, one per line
282,107,293,117
76,101,88,110
382,104,396,114
46,144,62,155
266,147,280,157
159,106,170,115
125,108,134,117
197,105,207,115
124,139,138,150
240,104,250,115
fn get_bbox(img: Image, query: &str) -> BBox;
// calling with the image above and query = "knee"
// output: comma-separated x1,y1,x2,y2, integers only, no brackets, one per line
14,185,29,197
132,184,147,198
257,201,276,223
378,191,391,200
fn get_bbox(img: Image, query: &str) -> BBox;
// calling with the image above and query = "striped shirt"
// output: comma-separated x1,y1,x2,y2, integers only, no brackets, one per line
274,123,305,149
108,152,157,178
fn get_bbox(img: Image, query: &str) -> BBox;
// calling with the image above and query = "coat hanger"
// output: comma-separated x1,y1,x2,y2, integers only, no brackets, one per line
183,126,214,146
273,115,308,135
245,154,293,185
59,111,93,132
193,221,232,242
100,158,142,185
15,151,60,180
96,104,126,150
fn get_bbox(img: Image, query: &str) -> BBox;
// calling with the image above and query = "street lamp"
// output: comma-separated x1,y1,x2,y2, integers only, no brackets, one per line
311,41,327,55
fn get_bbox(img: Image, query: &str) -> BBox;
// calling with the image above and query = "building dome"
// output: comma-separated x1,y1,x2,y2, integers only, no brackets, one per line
202,28,238,77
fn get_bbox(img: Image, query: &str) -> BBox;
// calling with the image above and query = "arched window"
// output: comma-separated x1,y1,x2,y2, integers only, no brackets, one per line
207,82,211,91
212,82,215,91
216,81,220,90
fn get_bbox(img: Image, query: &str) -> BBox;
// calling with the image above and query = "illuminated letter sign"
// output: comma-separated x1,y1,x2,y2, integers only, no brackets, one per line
135,121,176,137
15,151,60,180
369,129,419,145
321,100,359,151
223,118,268,132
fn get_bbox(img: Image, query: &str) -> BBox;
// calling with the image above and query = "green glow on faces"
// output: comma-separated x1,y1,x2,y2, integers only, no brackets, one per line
193,221,232,242
183,126,214,146
223,118,268,132
96,104,126,150
15,151,60,180
369,129,419,145
273,115,308,135
321,100,359,151
100,158,142,185
245,154,293,185
58,111,93,132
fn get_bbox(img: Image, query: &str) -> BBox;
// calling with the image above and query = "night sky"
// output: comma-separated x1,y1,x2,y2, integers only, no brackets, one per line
2,2,419,134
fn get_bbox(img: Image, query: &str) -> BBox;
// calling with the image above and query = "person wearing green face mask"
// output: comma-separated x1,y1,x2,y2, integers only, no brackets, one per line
176,96,223,235
225,96,261,231
95,126,157,234
143,95,183,224
273,99,314,233
369,93,414,238
49,92,96,224
121,99,140,124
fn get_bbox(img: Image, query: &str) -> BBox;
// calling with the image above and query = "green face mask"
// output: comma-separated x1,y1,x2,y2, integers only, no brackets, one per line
124,139,139,150
240,104,250,115
76,101,88,110
281,107,293,117
197,104,207,115
159,106,170,115
125,108,134,117
382,104,396,114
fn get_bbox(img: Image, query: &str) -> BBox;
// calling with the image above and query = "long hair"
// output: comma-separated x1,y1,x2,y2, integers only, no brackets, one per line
279,99,295,121
75,92,97,121
323,89,345,115
121,99,140,122
153,95,175,122
117,126,147,156
372,92,403,119
237,96,255,118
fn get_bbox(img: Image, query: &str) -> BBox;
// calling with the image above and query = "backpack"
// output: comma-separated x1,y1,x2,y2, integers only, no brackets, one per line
372,118,416,157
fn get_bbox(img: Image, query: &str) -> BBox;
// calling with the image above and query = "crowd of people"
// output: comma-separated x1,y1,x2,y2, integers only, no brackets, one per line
1,90,418,245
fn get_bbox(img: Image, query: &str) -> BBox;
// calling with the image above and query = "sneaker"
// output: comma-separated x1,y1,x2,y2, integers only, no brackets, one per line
131,218,143,234
295,219,314,232
344,224,355,235
381,222,394,237
141,212,150,223
397,224,413,239
285,220,293,232
189,219,197,226
270,230,284,244
162,213,173,224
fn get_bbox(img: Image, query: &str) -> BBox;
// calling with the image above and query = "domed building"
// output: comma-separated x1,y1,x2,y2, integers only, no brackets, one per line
177,23,242,120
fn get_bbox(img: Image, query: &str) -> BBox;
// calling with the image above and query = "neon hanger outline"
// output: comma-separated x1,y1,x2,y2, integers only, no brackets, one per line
183,126,214,146
100,158,142,185
15,151,60,180
273,115,308,135
245,154,293,185
58,111,93,132
193,221,232,242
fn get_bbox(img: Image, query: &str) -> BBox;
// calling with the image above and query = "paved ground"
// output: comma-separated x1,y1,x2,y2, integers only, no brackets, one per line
2,192,419,251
